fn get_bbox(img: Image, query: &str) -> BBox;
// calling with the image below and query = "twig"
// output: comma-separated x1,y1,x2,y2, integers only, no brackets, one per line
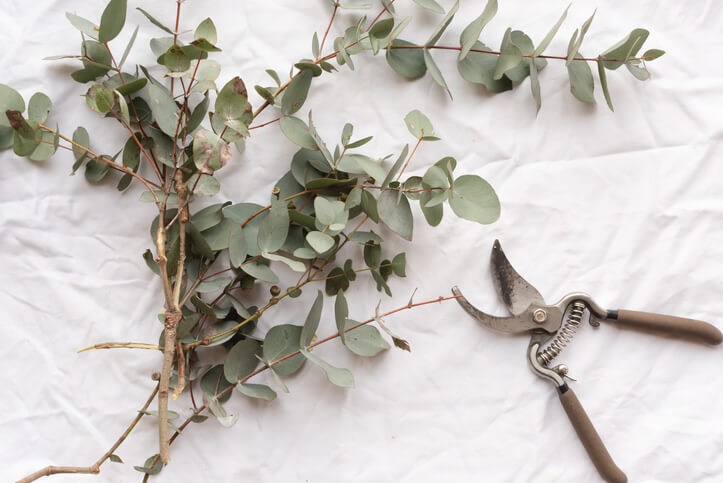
16,384,159,483
77,342,161,353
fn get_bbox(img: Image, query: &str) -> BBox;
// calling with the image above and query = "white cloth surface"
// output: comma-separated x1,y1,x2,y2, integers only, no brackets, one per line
1,1,722,482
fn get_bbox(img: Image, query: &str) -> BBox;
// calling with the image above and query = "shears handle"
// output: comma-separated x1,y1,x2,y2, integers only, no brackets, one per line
557,384,627,483
606,310,722,345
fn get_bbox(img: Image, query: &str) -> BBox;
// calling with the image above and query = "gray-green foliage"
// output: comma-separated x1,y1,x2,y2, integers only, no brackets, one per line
1,0,663,478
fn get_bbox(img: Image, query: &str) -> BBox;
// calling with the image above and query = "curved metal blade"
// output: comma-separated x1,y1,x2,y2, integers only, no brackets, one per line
491,240,545,315
452,286,556,334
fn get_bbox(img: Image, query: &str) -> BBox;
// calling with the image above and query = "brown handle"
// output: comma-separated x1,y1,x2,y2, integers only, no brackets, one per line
613,309,722,345
558,386,627,483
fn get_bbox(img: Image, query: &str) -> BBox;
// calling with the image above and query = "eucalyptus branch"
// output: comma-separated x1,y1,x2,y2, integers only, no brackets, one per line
236,293,464,388
36,124,162,198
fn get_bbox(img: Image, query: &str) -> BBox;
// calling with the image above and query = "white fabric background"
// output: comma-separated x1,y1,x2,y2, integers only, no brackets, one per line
2,1,722,482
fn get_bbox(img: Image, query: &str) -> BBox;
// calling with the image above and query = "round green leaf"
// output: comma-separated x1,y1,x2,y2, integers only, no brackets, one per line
85,159,110,183
240,259,279,283
306,230,334,254
280,116,316,150
200,365,233,403
0,84,25,128
27,93,52,123
386,40,426,80
449,175,500,224
263,324,306,376
195,17,218,45
236,383,277,401
344,322,391,356
224,339,261,383
404,109,434,139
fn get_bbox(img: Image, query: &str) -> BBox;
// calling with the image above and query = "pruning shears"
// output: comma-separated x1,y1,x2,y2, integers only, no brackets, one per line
452,240,722,483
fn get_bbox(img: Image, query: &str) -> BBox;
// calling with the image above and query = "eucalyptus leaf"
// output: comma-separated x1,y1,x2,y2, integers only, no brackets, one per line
597,58,614,111
361,190,379,223
459,0,498,60
28,93,52,124
215,77,251,123
193,129,230,174
493,28,522,80
241,259,279,283
66,13,99,40
344,320,390,356
0,85,25,128
566,10,595,65
426,0,459,47
224,339,261,383
136,7,174,35
236,383,277,401
98,0,127,43
300,290,323,347
530,58,541,113
404,109,434,139
229,224,248,267
391,252,406,277
504,31,547,84
643,49,665,60
534,4,569,56
567,56,595,103
335,291,349,344
195,276,233,294
195,18,218,45
600,29,649,70
257,200,289,253
412,0,444,14
449,175,500,224
300,348,354,388
386,40,426,80
280,116,317,150
263,324,305,376
423,49,452,99
148,84,180,138
282,70,313,116
306,230,334,254
263,252,307,272
378,190,413,240
457,41,512,93
200,365,233,403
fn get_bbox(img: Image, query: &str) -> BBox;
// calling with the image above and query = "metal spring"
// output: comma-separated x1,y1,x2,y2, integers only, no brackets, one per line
537,301,586,366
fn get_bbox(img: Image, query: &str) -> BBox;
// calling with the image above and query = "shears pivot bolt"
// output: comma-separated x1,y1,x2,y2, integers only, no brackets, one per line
533,309,547,323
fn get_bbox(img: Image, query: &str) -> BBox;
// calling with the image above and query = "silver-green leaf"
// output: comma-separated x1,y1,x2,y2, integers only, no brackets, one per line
449,175,500,224
98,0,127,43
257,200,289,253
459,0,498,60
300,348,354,388
567,56,595,103
493,28,523,80
378,190,413,240
300,290,324,347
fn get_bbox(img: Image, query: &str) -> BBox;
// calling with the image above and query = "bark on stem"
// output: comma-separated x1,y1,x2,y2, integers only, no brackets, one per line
157,171,189,464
